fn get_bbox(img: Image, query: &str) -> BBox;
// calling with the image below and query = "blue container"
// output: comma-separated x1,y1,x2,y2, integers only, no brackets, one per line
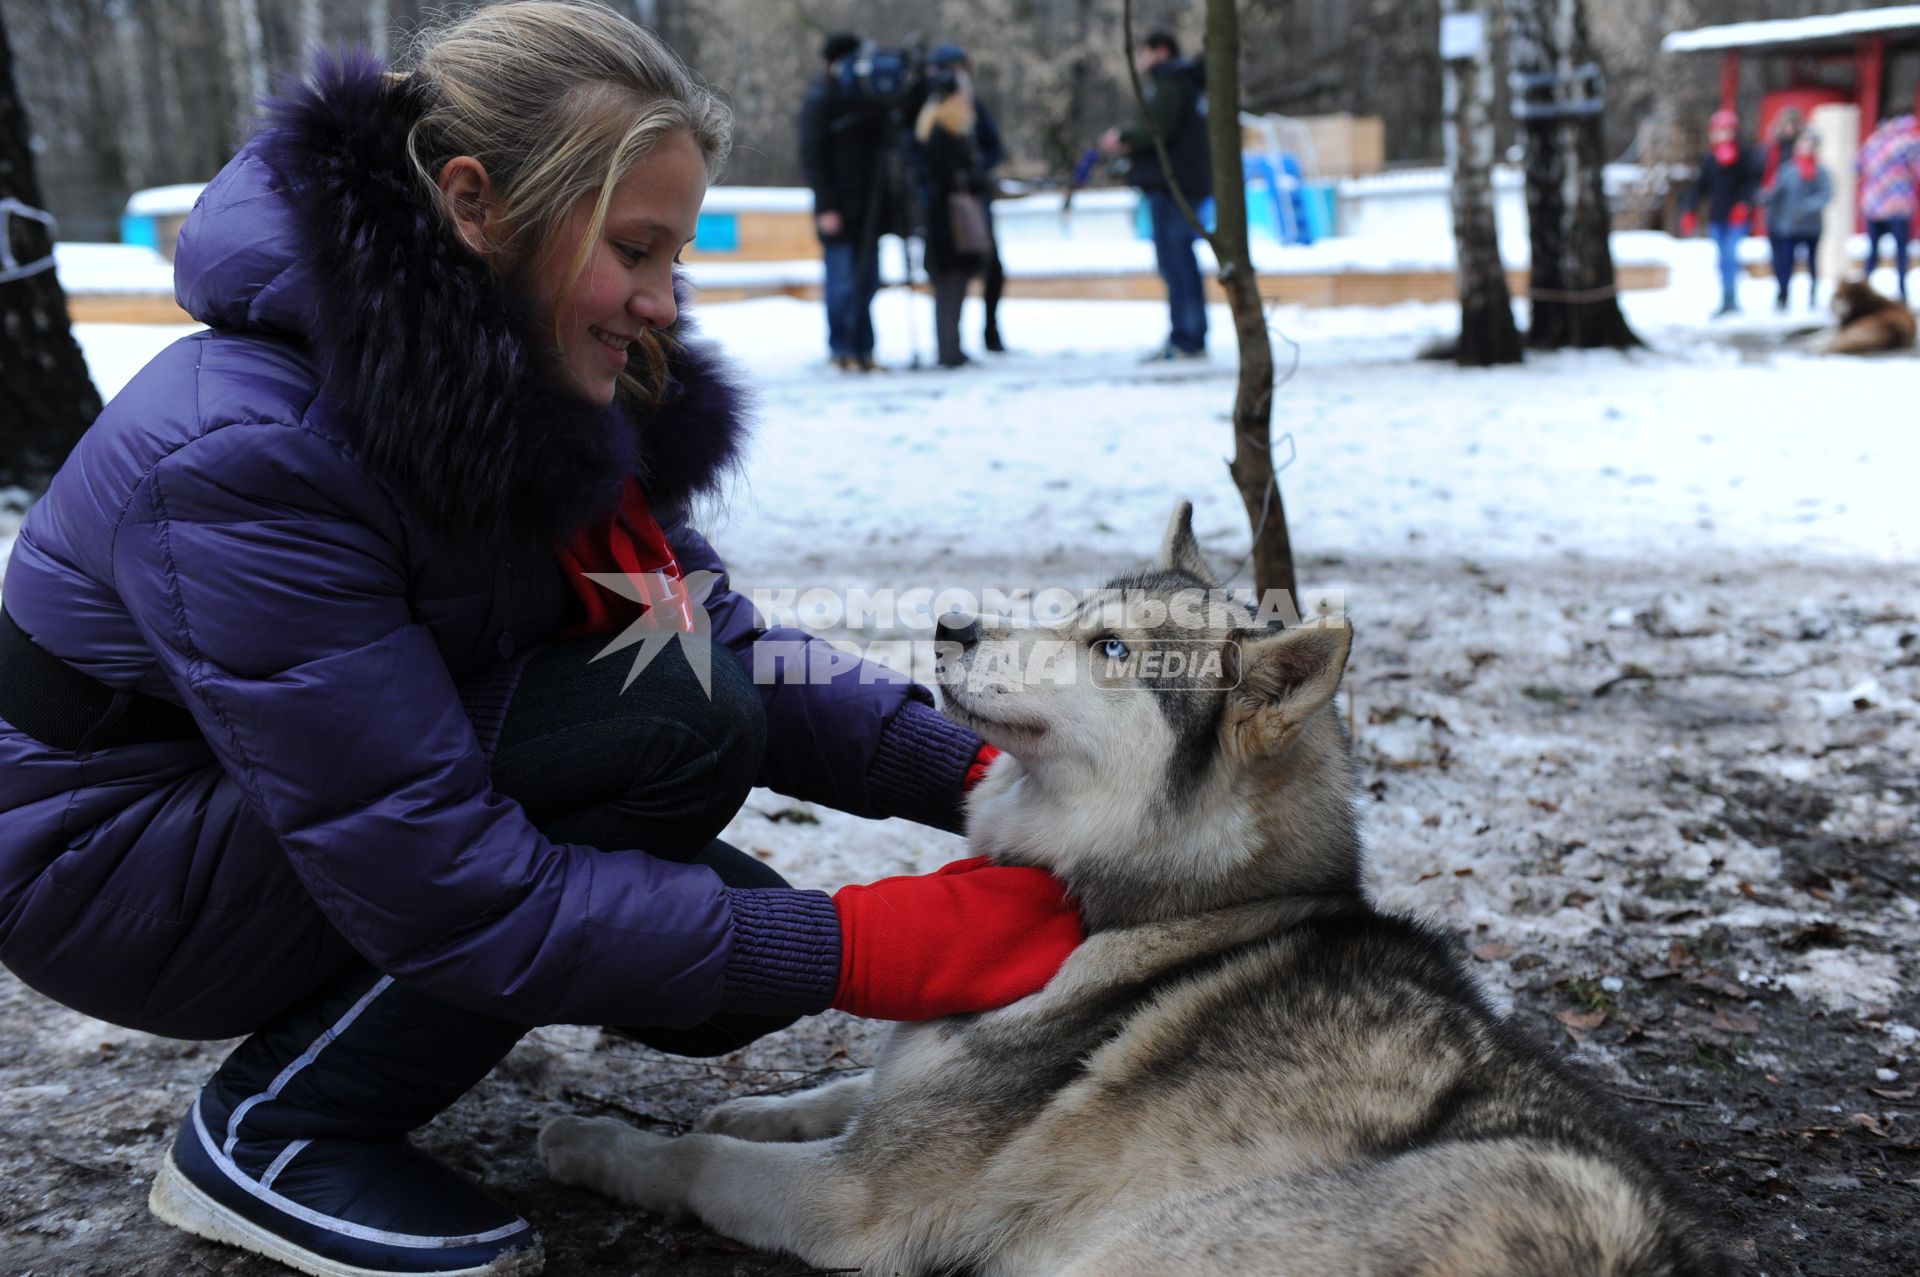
1300,183,1337,243
120,212,160,249
693,211,739,253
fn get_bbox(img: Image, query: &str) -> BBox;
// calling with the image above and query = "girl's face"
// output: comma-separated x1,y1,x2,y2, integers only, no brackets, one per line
528,128,708,405
1794,134,1818,159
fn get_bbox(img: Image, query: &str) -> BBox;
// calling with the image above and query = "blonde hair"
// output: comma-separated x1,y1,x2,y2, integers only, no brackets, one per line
915,85,976,144
399,0,731,401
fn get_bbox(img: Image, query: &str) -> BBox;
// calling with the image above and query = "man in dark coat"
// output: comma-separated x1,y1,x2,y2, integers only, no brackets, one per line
798,33,890,371
1100,29,1213,361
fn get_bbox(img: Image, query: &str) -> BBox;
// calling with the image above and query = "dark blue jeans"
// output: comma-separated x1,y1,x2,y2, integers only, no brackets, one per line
1770,233,1819,305
822,237,881,359
1147,192,1208,353
1708,220,1745,309
1865,217,1912,301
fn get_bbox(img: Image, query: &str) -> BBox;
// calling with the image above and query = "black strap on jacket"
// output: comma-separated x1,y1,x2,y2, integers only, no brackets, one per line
0,605,199,753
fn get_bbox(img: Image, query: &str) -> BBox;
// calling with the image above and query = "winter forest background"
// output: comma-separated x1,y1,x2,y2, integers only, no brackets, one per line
4,0,1905,240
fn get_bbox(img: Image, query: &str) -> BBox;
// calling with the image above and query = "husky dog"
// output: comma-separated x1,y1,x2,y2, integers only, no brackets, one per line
540,502,1725,1276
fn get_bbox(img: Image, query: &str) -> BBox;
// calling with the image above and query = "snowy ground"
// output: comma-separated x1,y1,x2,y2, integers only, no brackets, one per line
1,238,1916,1274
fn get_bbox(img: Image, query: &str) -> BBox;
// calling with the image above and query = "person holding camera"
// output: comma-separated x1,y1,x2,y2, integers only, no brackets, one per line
915,74,991,369
799,33,890,371
1099,30,1212,362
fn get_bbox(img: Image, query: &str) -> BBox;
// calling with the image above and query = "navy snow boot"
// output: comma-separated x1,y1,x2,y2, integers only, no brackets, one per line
149,969,540,1276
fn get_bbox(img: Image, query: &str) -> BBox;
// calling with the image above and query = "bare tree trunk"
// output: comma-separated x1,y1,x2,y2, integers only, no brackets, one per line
367,0,390,61
115,2,155,190
1508,0,1639,349
1124,0,1294,602
220,0,267,143
1443,0,1522,366
298,0,324,61
0,11,102,490
1203,0,1293,603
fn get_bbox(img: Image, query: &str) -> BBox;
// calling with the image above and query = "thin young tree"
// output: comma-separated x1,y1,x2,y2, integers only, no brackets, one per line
1442,0,1522,366
1507,0,1640,350
1123,0,1295,604
0,9,101,491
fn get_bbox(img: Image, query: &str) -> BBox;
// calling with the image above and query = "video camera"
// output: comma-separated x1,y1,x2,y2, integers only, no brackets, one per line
835,39,966,114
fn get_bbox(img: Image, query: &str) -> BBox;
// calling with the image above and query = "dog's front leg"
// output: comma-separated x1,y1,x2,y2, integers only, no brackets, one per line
696,1070,872,1142
540,1117,871,1265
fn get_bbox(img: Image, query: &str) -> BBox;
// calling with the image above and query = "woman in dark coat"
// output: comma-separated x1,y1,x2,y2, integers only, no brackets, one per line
914,78,989,369
0,4,1078,1274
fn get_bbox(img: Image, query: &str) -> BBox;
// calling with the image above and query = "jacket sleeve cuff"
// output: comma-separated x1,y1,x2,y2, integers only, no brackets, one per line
718,887,841,1016
865,698,983,834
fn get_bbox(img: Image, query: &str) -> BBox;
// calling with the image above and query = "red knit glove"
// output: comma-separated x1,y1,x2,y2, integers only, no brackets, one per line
831,856,1082,1021
963,743,1002,791
1729,202,1750,229
1678,210,1698,237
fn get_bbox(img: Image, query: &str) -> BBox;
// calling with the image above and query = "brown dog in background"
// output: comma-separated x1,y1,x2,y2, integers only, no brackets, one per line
1821,279,1917,354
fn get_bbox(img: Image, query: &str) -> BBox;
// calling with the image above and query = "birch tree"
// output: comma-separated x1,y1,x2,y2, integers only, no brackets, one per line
1442,0,1521,365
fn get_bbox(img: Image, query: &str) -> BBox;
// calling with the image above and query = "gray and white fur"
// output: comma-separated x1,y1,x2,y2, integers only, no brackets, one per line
540,501,1726,1276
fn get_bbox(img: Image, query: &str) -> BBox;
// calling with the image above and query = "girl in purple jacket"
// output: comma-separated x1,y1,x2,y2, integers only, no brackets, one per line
0,4,1078,1273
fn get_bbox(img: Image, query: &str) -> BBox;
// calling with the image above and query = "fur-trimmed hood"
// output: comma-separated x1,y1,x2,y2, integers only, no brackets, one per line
172,50,750,546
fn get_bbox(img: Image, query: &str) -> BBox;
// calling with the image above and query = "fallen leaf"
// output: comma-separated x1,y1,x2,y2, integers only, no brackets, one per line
1847,1112,1890,1138
1471,943,1513,962
1869,1085,1919,1100
1453,867,1474,878
1687,972,1747,1000
1554,1009,1607,1031
1783,921,1847,951
1528,798,1560,813
1421,812,1442,828
1714,1007,1760,1035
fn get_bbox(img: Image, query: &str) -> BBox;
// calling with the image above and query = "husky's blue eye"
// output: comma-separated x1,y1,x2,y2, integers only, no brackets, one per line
1099,637,1129,661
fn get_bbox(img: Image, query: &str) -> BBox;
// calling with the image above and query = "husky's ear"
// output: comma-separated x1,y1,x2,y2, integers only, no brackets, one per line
1225,620,1352,755
1161,500,1219,588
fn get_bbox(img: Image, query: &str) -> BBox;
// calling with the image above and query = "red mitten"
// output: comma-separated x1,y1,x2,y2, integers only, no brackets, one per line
1729,202,1750,229
963,743,1002,791
831,856,1082,1021
1678,210,1699,237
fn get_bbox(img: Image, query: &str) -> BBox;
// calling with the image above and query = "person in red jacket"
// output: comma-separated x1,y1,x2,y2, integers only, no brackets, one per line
0,5,1079,1275
1679,109,1764,317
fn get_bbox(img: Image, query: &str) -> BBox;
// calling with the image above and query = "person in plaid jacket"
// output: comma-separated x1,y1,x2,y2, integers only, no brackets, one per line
1858,113,1920,304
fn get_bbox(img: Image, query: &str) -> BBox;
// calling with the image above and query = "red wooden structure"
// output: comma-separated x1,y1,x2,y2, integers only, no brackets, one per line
1664,8,1920,135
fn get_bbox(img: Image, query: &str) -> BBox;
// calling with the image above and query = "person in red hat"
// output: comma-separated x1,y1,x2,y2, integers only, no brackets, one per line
1678,108,1764,317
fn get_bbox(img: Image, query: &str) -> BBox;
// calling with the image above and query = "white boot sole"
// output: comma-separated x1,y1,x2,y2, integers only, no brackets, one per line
148,1153,543,1277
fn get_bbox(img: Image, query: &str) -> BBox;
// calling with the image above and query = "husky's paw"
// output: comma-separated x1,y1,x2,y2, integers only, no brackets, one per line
696,1094,837,1142
539,1115,683,1214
